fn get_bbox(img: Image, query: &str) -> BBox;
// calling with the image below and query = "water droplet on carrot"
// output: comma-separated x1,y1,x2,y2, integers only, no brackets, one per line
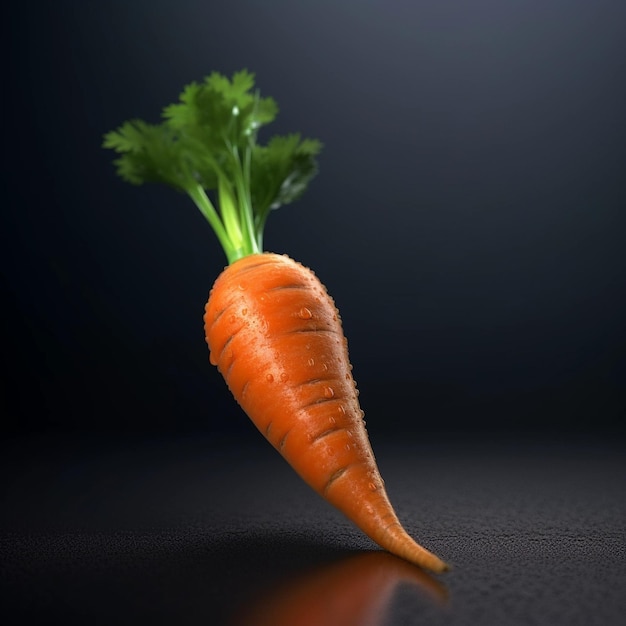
266,373,274,383
368,482,378,492
337,405,346,415
345,443,351,451
298,307,313,319
237,283,246,291
323,386,335,398
280,372,289,382
241,308,248,316
328,416,336,425
322,363,329,372
307,357,315,366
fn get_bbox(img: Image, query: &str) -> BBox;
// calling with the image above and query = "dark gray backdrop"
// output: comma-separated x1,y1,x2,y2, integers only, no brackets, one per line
5,0,625,442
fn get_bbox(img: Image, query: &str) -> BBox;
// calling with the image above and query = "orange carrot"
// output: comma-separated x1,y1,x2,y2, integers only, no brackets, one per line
103,70,449,573
204,253,448,573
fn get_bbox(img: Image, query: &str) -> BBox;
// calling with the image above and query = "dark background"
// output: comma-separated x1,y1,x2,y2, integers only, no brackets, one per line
4,0,625,444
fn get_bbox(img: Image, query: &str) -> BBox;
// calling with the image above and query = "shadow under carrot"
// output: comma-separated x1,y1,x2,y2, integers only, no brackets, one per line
229,550,449,626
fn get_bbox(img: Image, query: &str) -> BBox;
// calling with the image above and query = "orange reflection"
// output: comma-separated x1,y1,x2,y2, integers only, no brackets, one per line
230,550,448,626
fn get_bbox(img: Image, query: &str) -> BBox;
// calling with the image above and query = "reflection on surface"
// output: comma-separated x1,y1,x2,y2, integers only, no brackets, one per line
230,550,448,625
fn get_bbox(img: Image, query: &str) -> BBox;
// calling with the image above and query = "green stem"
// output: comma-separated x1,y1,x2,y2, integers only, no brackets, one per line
255,211,268,251
187,185,238,263
217,176,244,252
233,144,258,257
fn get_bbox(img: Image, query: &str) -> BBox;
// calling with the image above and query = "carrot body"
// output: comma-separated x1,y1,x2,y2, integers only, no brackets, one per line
204,252,448,573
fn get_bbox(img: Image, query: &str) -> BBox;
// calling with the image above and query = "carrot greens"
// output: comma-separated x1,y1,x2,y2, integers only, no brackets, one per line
103,70,322,264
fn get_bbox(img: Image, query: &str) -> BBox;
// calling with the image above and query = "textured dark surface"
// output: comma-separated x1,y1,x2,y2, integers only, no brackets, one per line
1,434,624,625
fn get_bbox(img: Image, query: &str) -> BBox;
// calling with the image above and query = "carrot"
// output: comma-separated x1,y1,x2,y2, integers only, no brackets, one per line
205,253,448,572
103,70,449,573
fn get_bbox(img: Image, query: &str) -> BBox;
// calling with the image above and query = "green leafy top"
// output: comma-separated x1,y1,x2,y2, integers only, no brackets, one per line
103,70,322,263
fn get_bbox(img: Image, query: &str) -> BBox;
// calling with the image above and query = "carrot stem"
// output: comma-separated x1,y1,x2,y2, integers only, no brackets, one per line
187,185,238,264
